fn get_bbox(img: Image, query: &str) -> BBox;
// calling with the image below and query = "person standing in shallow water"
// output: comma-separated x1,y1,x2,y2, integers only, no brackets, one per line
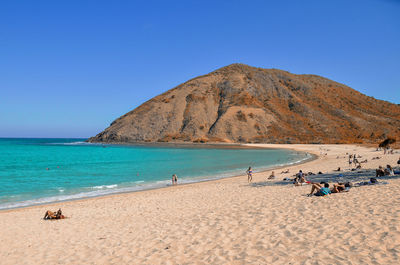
246,167,253,183
172,174,178,185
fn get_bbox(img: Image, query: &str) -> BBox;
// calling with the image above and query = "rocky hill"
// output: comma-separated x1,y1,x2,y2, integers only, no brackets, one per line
88,64,400,144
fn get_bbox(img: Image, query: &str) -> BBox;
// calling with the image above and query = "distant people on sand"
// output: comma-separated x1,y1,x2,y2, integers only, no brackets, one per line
383,147,394,155
357,178,379,186
172,174,178,185
246,167,253,183
349,153,363,169
353,155,358,165
294,170,306,186
376,166,385,177
384,165,394,176
268,171,275,180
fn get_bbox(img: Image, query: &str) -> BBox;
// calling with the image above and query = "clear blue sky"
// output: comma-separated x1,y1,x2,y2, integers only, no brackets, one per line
1,0,399,138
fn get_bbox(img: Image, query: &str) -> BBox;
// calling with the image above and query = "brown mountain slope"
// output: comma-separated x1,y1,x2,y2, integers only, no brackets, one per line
88,64,400,144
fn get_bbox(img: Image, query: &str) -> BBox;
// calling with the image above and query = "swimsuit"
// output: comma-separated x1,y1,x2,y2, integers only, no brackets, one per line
315,187,331,196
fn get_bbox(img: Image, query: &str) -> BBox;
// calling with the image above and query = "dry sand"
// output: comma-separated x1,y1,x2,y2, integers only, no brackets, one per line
0,144,399,265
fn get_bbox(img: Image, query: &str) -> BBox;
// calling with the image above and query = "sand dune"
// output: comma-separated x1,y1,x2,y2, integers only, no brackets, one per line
0,144,399,264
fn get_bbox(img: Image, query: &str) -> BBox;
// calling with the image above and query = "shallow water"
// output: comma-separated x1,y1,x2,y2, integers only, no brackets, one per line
0,138,310,209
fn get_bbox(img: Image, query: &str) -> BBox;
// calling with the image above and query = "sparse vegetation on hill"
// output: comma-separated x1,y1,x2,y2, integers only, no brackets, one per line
89,64,400,144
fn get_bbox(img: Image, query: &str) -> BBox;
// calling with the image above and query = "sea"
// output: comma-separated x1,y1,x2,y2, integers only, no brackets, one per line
0,138,311,210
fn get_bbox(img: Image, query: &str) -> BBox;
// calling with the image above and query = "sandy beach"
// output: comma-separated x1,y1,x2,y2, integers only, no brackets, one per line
1,144,399,265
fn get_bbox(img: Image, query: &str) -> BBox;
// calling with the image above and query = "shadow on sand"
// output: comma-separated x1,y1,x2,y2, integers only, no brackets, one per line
250,169,400,187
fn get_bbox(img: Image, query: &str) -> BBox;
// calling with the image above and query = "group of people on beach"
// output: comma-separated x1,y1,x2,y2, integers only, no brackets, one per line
376,165,395,177
244,153,400,197
247,166,276,182
307,181,352,196
348,154,364,169
383,147,394,154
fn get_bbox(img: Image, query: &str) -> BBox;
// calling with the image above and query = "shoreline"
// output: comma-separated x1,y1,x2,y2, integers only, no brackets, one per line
1,143,399,264
0,144,316,212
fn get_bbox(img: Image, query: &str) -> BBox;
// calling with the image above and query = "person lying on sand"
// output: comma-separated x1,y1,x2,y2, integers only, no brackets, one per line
356,178,379,186
281,169,289,174
44,208,65,220
331,182,352,193
43,210,56,219
308,182,331,196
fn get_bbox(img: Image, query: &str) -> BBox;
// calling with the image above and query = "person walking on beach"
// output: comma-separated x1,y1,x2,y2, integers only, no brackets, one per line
172,174,178,185
246,167,253,183
353,154,358,165
348,154,353,168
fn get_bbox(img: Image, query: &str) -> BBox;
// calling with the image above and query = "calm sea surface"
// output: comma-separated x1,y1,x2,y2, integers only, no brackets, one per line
0,138,310,209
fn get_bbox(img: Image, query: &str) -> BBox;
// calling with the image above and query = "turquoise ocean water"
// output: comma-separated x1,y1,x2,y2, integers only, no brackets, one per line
0,138,310,210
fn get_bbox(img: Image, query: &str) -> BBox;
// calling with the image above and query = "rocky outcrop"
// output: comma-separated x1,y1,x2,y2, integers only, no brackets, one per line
88,64,400,144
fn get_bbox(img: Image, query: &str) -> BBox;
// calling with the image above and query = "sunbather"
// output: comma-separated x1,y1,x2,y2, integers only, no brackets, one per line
44,210,56,219
331,182,351,193
308,182,331,196
357,178,379,186
43,208,65,220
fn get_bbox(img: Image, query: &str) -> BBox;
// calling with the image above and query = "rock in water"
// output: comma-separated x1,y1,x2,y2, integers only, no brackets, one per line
88,64,400,144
